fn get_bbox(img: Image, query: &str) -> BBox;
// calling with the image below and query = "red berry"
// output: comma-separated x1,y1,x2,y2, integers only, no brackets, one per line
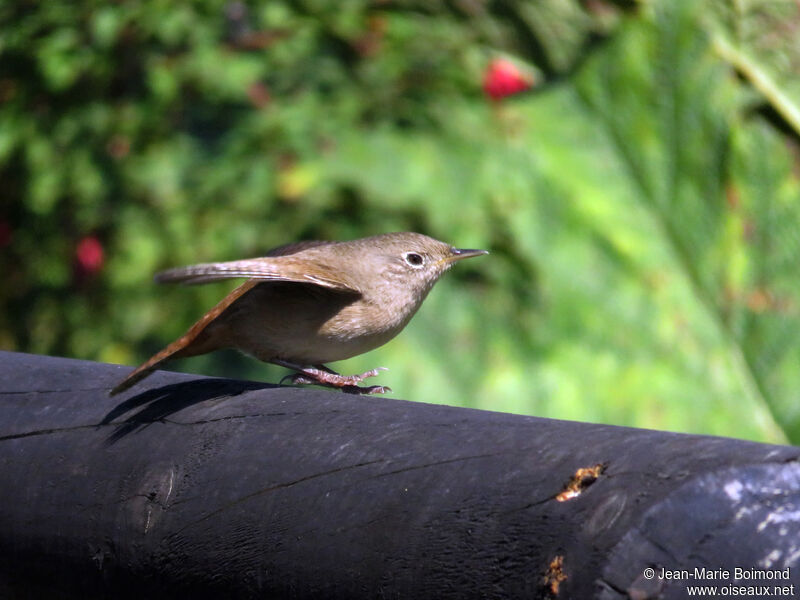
483,58,534,100
75,236,104,275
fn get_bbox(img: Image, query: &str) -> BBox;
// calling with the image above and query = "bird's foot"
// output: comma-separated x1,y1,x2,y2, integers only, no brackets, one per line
279,364,391,395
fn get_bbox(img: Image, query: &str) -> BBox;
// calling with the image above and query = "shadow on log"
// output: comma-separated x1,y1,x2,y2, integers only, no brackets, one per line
0,351,798,599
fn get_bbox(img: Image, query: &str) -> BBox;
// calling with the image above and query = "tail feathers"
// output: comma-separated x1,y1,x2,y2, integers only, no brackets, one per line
109,340,192,396
109,280,259,396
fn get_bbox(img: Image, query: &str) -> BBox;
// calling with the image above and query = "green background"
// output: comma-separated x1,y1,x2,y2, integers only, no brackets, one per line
3,0,800,444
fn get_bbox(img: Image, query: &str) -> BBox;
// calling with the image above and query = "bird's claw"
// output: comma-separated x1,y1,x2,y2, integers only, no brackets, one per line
282,366,390,394
342,384,392,395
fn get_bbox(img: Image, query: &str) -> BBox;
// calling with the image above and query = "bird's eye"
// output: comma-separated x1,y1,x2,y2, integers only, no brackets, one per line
403,252,425,267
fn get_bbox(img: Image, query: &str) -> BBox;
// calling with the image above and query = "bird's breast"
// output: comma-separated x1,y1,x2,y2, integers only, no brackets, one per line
220,281,422,365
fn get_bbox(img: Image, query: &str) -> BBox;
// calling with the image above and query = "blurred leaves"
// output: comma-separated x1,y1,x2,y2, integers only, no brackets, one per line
707,0,800,135
2,0,799,443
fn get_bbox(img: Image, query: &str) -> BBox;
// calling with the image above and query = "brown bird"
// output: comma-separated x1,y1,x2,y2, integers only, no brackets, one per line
110,232,488,396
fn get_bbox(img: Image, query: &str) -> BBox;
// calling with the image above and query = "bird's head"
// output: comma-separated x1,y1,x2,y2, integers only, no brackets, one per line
356,232,488,301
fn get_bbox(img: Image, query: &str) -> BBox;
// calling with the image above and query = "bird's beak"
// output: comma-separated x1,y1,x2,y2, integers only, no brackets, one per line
445,248,489,263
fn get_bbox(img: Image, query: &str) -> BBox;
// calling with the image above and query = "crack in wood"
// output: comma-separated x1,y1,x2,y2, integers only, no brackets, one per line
170,458,389,534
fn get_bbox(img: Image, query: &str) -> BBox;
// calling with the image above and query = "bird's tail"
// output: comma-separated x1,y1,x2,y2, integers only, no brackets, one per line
109,311,225,396
109,339,194,396
109,280,258,396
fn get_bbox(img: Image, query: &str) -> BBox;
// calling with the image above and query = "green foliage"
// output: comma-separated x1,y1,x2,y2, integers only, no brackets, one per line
2,0,799,443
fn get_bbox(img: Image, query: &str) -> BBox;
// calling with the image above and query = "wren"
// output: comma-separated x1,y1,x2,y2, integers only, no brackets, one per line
110,232,488,395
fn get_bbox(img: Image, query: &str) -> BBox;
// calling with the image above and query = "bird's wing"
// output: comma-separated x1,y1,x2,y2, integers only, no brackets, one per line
154,256,356,292
265,240,333,257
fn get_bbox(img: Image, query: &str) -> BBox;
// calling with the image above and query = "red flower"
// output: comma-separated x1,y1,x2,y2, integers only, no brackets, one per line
483,58,535,101
75,236,104,276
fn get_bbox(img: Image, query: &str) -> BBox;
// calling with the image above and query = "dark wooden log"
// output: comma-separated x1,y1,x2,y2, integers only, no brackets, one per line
0,350,798,599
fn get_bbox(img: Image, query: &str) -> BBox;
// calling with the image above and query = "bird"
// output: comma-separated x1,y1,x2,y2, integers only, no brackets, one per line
110,232,488,396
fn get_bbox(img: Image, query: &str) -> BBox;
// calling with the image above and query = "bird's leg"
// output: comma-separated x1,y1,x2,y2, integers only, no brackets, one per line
272,360,391,395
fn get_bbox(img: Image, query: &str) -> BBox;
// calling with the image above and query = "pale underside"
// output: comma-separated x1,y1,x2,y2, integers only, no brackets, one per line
193,280,416,365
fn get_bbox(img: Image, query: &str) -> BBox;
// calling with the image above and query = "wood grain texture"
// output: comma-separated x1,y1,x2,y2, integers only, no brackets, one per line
1,351,798,599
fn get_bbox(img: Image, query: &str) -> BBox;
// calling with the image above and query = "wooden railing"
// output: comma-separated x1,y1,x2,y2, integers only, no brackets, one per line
0,351,797,598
